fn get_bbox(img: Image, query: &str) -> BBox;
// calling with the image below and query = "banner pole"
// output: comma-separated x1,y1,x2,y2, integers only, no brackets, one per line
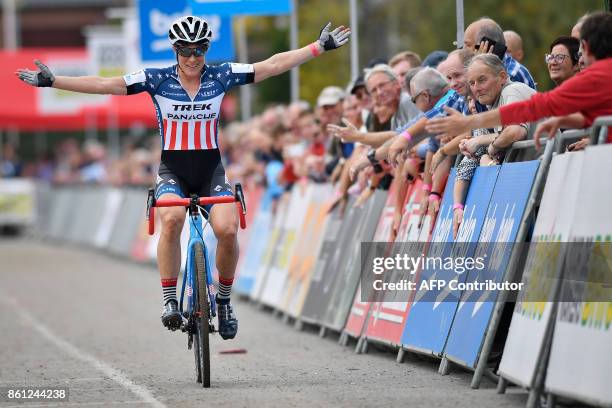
290,0,299,102
349,0,359,79
237,17,252,121
455,0,464,48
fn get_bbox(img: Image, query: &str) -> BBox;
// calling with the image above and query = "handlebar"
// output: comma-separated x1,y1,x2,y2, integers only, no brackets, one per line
146,183,247,235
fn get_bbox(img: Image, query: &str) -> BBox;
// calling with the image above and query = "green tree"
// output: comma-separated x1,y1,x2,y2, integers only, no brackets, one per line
239,0,603,111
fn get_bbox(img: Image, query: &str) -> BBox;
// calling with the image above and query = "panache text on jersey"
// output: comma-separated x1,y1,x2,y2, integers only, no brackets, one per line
168,103,217,120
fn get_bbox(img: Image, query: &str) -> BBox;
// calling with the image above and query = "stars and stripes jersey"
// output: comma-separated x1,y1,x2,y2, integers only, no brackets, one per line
123,63,254,151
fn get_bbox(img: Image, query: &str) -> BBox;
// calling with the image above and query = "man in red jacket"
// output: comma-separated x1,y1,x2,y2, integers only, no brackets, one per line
425,11,612,148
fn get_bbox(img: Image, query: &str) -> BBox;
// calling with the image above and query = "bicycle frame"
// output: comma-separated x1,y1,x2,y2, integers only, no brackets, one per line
146,184,247,329
179,208,217,320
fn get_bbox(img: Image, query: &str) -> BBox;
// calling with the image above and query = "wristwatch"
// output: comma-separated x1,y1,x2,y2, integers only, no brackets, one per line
367,148,379,165
367,148,384,173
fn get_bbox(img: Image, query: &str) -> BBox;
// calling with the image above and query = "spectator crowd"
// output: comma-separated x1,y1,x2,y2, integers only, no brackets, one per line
2,11,611,237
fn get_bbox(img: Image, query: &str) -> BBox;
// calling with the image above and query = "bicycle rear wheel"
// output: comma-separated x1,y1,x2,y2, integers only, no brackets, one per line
193,242,211,388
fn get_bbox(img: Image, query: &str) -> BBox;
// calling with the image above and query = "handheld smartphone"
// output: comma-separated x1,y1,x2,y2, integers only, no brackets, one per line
476,36,508,60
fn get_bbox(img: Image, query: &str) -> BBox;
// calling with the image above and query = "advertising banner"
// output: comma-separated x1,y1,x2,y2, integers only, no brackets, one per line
251,193,289,301
260,185,312,308
234,186,263,282
545,145,612,406
443,161,539,368
107,189,148,257
322,190,387,331
0,179,36,226
400,166,499,356
235,200,272,296
498,152,584,388
299,196,358,325
343,185,400,337
139,0,233,64
190,0,292,16
365,179,429,346
93,188,124,249
281,183,334,317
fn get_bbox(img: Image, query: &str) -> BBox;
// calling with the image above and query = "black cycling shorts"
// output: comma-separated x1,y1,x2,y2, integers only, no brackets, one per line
155,149,233,214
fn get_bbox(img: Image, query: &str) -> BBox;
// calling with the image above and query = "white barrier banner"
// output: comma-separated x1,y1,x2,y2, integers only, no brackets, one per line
260,184,312,308
252,194,290,302
545,145,612,406
93,188,124,249
0,179,35,225
498,152,583,388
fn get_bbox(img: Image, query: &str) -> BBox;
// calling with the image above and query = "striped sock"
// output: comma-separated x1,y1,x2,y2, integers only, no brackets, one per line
162,278,178,305
216,276,234,304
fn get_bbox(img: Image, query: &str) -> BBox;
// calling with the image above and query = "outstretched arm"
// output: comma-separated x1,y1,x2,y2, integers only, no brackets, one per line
253,22,350,83
425,107,501,140
16,60,127,95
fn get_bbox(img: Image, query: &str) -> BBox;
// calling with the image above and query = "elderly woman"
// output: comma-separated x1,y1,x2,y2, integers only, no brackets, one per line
451,54,535,238
547,36,581,87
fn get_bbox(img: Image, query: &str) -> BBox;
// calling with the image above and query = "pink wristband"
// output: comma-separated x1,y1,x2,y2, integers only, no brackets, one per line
453,203,464,210
402,131,412,142
309,42,321,57
422,184,432,192
428,194,441,202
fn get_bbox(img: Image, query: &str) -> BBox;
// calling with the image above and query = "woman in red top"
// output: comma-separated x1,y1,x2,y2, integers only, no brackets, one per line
425,11,612,147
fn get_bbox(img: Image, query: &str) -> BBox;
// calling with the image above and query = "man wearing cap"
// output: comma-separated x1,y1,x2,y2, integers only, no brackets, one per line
316,86,354,175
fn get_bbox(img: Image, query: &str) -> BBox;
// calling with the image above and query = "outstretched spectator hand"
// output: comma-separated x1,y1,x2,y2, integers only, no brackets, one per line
388,137,410,167
459,137,480,158
453,207,463,240
567,138,590,151
418,193,430,220
427,195,441,229
349,154,370,181
429,149,447,175
533,117,562,150
391,210,402,242
327,118,362,142
426,107,468,141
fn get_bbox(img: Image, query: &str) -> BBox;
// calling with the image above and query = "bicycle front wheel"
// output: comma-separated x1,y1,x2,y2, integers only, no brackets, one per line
193,242,211,388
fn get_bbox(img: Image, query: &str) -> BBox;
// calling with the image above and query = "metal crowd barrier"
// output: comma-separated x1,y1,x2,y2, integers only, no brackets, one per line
590,115,612,145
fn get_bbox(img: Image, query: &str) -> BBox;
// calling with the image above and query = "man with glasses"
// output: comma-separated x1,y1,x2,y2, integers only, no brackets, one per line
426,12,612,150
327,64,420,149
16,15,350,340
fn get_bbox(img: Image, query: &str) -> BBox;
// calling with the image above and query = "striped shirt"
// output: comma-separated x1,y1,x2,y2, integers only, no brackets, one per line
123,63,254,151
503,54,536,90
396,89,468,133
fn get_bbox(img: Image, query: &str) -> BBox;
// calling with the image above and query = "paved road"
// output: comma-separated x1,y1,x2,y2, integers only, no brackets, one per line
0,239,527,407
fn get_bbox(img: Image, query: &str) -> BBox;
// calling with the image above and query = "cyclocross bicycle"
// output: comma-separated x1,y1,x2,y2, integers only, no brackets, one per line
146,184,247,388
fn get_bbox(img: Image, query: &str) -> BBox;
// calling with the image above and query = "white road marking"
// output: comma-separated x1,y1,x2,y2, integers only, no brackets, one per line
0,295,166,408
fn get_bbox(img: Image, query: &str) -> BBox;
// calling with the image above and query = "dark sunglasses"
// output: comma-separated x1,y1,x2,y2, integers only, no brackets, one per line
175,46,208,58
